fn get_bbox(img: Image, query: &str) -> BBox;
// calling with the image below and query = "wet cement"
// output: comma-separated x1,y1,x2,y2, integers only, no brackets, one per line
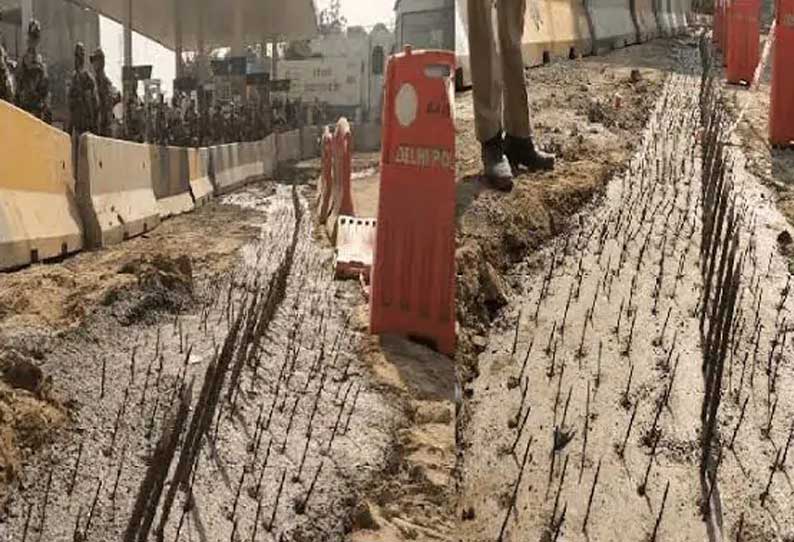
0,182,403,541
458,49,794,542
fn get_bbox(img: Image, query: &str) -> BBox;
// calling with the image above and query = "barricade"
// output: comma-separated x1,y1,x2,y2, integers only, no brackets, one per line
149,146,196,219
667,0,689,35
315,127,334,225
455,0,472,89
301,126,322,160
586,0,639,53
353,123,383,153
770,0,794,146
369,46,457,355
522,0,593,66
277,129,302,163
261,134,278,177
632,0,659,41
0,101,83,270
77,134,161,249
189,147,213,208
208,141,266,195
726,0,761,85
325,119,354,242
335,216,377,279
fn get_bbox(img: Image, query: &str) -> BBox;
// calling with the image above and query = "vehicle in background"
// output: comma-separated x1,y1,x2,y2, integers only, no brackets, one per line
393,0,468,88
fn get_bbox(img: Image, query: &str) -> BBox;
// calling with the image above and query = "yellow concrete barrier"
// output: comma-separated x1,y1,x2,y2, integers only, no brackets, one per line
0,101,83,270
523,0,593,66
77,134,161,249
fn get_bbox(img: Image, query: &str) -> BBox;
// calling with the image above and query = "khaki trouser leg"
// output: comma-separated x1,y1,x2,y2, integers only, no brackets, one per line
497,0,531,138
467,0,502,143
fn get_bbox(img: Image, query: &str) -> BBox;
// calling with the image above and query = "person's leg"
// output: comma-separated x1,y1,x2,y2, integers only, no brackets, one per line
467,0,513,187
467,0,501,143
497,0,555,171
497,0,530,138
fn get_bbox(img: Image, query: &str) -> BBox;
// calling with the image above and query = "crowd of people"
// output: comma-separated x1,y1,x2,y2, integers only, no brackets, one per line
1,19,330,148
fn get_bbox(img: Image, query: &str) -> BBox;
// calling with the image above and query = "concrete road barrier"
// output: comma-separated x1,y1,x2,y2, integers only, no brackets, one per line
523,0,593,66
0,101,84,270
189,147,213,208
301,126,322,160
586,0,639,53
656,0,689,35
276,129,302,163
77,134,161,249
209,141,266,195
352,122,382,153
149,146,195,219
262,134,277,177
632,0,660,41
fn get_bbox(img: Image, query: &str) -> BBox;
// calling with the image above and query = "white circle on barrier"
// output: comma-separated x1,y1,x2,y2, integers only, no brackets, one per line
395,83,418,128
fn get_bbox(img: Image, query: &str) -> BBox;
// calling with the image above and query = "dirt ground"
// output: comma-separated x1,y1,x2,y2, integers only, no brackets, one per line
2,28,791,542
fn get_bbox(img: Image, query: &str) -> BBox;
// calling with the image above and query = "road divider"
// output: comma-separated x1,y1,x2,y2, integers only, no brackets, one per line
277,129,302,163
586,0,639,53
149,146,197,219
632,0,659,42
77,134,162,249
522,0,593,66
0,101,84,270
370,47,457,355
189,147,214,208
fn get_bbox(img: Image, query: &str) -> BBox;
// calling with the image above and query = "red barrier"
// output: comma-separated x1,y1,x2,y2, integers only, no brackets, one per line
325,118,354,241
770,0,794,146
722,0,731,59
369,46,457,355
315,126,334,224
726,0,760,84
714,0,724,46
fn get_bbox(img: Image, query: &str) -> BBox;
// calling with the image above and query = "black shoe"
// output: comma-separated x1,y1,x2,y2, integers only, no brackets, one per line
505,135,556,171
482,134,514,191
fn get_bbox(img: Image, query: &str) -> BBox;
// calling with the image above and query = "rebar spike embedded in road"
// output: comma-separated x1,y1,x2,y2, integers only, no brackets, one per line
581,458,602,533
650,481,671,542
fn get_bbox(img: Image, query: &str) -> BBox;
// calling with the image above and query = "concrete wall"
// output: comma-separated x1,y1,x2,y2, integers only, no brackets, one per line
0,100,83,270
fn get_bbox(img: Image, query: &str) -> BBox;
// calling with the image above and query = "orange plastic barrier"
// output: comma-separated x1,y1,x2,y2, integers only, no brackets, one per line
324,119,354,242
770,0,794,146
315,126,334,224
369,47,457,355
726,0,761,85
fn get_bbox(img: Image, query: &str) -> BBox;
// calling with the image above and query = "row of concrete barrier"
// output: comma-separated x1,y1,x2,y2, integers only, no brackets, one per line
457,0,691,85
1,99,370,271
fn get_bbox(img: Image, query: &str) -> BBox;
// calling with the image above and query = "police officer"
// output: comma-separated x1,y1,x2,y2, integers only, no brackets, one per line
68,42,98,137
90,47,120,137
15,19,50,122
0,41,13,103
